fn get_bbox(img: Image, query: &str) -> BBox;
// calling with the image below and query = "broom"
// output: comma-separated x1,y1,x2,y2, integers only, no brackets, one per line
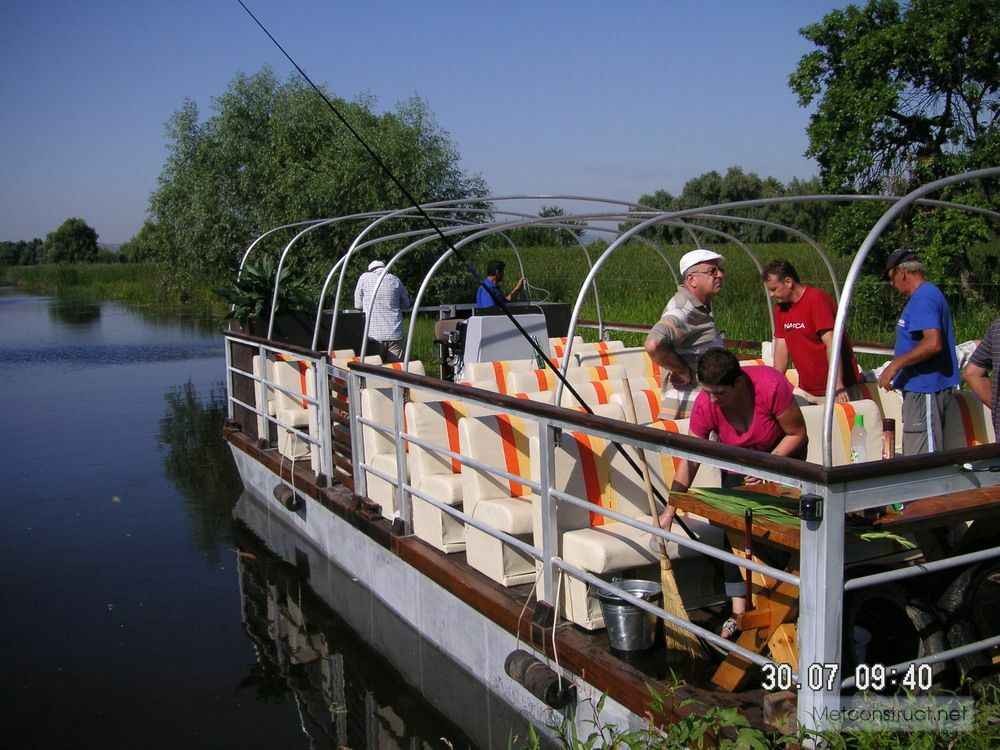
620,380,706,658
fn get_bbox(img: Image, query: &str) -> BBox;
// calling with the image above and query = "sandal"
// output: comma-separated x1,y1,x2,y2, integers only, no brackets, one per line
720,617,740,640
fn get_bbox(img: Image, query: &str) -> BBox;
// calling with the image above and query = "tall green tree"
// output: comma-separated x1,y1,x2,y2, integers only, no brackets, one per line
789,0,999,283
147,67,489,303
43,218,99,263
790,0,999,192
627,168,830,244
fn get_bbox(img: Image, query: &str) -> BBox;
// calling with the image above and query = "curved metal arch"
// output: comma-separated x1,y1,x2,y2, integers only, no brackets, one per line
553,216,774,405
264,211,394,338
821,166,1000,467
236,219,330,278
398,209,676,365
325,206,605,355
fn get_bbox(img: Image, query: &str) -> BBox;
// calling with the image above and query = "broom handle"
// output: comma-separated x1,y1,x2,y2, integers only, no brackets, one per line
620,381,669,556
744,507,753,606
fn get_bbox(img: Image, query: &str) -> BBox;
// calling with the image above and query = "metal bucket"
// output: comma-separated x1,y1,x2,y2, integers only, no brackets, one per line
598,579,662,652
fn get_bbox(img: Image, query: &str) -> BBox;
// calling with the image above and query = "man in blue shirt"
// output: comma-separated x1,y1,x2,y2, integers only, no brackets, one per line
476,259,525,308
877,248,960,454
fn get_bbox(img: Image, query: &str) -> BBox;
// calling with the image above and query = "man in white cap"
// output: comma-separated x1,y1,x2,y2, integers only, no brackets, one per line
354,259,411,362
644,248,725,418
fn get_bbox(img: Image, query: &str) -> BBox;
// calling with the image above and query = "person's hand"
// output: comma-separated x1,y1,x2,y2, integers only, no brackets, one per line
512,277,526,294
743,474,763,486
668,363,693,388
877,362,898,391
834,386,850,404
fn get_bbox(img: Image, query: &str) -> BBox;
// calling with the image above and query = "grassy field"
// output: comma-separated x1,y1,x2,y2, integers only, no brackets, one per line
4,243,998,374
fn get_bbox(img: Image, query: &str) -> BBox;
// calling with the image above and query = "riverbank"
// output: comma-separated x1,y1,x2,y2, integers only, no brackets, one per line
0,262,223,311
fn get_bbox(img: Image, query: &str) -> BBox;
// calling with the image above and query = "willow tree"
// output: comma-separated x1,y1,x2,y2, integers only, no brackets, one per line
146,67,489,303
789,0,999,282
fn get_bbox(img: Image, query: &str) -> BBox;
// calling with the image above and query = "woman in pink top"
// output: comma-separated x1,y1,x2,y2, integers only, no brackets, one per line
659,347,807,638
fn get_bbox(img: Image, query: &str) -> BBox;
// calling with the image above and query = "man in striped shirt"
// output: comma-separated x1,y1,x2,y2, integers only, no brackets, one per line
354,259,411,362
644,249,725,419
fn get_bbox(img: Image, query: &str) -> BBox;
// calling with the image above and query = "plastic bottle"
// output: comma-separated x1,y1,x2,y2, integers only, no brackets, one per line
850,414,867,463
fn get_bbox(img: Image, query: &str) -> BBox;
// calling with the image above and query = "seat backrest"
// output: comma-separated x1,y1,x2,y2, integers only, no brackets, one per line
549,336,584,358
529,428,648,533
944,390,996,448
360,387,396,459
577,346,663,383
612,388,662,424
272,354,314,411
800,399,883,465
506,363,628,394
463,359,536,394
459,414,538,517
643,418,722,490
557,379,630,408
405,399,492,482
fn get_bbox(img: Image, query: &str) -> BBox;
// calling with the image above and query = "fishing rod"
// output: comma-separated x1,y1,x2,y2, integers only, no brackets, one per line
237,1,696,540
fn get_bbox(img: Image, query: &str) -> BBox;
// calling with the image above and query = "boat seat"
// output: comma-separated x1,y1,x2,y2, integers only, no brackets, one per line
643,418,723,490
576,346,666,386
404,399,493,552
506,364,628,395
462,359,537,395
800,399,884,466
944,390,996,448
529,428,723,630
459,414,539,586
549,335,584,358
364,359,426,392
572,340,626,366
269,353,320,467
359,386,405,519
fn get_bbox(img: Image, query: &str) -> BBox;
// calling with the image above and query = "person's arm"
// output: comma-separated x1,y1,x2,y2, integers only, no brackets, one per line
819,329,849,403
772,400,808,458
507,277,526,300
877,328,944,390
657,458,701,529
354,279,364,310
964,362,992,408
772,337,789,374
645,323,694,387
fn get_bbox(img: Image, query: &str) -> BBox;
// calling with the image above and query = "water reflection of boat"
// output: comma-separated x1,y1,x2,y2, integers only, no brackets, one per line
224,173,1000,741
233,491,490,749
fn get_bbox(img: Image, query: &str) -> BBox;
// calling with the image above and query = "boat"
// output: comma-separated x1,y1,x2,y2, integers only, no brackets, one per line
223,168,1000,744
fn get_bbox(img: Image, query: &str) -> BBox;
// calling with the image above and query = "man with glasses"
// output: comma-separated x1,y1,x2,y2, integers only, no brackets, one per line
877,248,959,454
645,248,726,418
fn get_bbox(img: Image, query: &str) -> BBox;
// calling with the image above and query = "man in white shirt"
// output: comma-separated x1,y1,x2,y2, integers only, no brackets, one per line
354,260,411,362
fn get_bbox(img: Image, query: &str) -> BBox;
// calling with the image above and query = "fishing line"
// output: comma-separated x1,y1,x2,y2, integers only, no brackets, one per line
237,1,695,540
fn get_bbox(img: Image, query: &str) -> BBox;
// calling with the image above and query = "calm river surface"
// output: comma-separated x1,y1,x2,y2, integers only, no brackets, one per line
0,291,479,749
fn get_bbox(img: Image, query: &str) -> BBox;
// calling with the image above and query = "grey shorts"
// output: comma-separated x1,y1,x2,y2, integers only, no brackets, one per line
901,389,953,455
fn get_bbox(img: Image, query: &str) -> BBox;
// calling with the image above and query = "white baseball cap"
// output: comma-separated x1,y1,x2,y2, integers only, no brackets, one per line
679,249,724,277
368,260,386,271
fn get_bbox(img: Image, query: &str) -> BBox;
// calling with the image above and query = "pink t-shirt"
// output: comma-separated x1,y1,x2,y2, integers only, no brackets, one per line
689,366,794,453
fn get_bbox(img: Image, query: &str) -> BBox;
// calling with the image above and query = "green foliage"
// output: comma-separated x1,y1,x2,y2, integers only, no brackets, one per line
42,217,99,263
213,255,313,325
628,168,832,245
790,0,1000,192
511,681,1000,749
500,205,588,249
0,238,43,266
148,67,489,304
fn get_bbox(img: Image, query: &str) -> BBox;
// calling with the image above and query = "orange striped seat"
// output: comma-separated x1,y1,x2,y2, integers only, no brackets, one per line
459,413,539,586
944,391,996,448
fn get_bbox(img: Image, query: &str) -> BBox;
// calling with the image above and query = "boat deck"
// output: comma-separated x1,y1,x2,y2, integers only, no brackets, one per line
225,426,777,727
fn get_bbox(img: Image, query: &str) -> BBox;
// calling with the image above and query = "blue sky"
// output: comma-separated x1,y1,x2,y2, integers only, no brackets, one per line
1,1,849,245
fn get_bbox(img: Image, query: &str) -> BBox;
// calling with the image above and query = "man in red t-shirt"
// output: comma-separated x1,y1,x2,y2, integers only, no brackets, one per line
762,259,861,403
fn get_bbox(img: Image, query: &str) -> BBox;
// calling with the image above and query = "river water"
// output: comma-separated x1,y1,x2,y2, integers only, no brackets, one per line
0,291,480,749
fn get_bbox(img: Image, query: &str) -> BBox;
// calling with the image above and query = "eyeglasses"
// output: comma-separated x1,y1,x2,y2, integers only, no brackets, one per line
688,266,723,278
